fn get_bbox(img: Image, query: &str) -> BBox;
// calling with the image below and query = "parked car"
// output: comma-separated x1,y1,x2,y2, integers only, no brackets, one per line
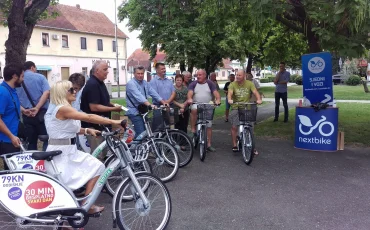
332,74,344,84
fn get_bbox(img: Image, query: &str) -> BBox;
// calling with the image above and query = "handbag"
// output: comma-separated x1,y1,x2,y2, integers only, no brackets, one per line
22,82,47,122
1,86,25,139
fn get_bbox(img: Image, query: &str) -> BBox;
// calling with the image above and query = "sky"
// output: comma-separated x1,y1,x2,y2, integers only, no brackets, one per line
59,0,142,56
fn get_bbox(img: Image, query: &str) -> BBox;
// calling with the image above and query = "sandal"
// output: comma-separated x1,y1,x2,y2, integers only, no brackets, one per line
254,149,259,155
232,147,238,152
225,118,228,122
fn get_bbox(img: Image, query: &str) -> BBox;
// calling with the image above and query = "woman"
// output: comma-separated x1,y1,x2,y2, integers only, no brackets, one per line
172,74,189,133
45,80,123,216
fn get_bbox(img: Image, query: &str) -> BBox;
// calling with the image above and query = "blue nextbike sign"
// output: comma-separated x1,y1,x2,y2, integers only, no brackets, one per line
295,107,338,151
301,52,333,105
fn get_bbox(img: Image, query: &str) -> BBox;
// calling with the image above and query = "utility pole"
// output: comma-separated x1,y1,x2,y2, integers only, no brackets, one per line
114,0,120,97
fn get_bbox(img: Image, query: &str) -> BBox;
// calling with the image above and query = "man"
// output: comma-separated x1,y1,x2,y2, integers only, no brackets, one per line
187,69,221,152
80,60,122,159
209,72,220,90
223,74,235,122
0,64,31,169
228,70,262,152
16,61,50,151
182,71,193,87
149,63,175,131
273,62,290,123
246,73,262,101
69,73,86,111
126,66,167,137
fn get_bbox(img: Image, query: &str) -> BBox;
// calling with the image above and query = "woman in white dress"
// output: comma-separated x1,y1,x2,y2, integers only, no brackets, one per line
45,80,123,215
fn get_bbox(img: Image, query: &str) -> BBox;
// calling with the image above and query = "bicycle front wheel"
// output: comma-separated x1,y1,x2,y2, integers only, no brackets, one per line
199,125,207,162
164,130,193,167
115,173,171,230
147,140,179,182
241,127,255,165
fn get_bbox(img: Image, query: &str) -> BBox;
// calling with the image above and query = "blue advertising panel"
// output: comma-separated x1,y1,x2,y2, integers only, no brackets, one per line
301,52,333,105
295,107,338,151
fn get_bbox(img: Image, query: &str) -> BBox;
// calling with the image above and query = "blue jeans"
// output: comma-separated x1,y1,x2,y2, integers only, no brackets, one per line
128,114,145,138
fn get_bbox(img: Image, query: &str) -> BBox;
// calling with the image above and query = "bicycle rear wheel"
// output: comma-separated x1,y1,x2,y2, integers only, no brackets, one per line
241,127,255,165
147,140,179,182
104,155,151,197
115,173,171,230
199,125,207,162
164,130,193,167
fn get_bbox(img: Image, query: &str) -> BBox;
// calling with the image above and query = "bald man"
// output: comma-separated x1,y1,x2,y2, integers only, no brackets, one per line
187,69,221,152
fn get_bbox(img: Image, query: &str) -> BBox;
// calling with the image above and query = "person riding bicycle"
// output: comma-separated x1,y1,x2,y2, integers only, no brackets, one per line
45,80,124,216
187,69,221,152
228,70,262,153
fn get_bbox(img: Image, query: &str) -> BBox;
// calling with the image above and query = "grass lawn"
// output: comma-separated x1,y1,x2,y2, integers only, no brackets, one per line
255,103,370,147
260,85,370,100
112,85,126,92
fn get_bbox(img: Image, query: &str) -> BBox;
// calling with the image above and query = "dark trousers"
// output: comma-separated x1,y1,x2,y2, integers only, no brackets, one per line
175,110,190,133
23,115,48,151
275,92,288,121
0,142,20,170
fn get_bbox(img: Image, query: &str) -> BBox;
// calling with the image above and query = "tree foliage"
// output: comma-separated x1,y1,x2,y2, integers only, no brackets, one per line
0,0,58,65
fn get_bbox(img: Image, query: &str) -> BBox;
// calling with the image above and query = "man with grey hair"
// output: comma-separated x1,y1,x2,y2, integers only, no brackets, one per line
80,60,122,159
182,71,193,87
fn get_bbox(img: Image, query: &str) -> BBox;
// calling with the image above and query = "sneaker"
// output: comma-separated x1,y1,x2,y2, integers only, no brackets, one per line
273,119,278,122
207,146,216,152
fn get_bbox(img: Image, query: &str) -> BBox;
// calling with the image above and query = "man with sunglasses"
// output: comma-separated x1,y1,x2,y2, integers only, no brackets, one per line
80,60,122,160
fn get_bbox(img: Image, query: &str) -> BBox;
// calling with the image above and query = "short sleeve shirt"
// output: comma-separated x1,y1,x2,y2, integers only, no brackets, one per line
80,75,111,129
0,82,21,143
188,80,217,103
275,71,290,93
228,80,256,109
149,75,175,105
174,86,188,110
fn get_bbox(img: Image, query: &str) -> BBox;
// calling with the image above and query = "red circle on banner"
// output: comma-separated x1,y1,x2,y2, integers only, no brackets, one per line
24,181,55,209
35,160,45,172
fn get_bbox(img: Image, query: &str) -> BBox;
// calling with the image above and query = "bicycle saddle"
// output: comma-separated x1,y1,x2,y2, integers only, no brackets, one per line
311,103,328,112
32,150,62,161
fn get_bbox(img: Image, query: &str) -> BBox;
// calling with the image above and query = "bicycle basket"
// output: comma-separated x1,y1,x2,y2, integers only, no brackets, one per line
197,104,215,120
149,108,176,131
131,141,150,162
238,104,257,122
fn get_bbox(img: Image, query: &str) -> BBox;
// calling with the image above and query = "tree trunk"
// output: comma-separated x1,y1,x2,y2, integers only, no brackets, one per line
306,21,321,53
179,61,186,72
5,0,51,65
187,64,194,74
246,53,253,73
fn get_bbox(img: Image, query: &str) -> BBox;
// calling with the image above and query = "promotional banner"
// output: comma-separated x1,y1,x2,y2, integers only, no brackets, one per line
295,107,338,151
7,152,45,172
301,52,333,105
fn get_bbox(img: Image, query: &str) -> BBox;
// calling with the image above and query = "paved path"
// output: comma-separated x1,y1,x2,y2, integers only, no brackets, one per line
81,103,370,230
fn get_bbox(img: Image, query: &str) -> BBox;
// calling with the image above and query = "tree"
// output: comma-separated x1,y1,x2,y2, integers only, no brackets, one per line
0,0,58,65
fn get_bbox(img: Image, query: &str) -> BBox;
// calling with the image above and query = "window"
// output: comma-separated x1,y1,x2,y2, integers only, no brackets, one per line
97,39,103,51
81,37,87,50
61,67,70,81
82,67,88,77
62,35,68,48
112,40,116,52
42,33,49,46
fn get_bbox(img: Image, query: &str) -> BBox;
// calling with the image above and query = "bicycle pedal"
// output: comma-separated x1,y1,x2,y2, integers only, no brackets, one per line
88,212,102,218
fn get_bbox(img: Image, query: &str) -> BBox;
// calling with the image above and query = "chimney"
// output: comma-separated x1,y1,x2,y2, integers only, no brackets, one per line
76,4,80,9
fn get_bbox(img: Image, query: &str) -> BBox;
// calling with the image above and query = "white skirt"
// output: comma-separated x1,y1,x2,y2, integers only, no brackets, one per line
45,144,105,190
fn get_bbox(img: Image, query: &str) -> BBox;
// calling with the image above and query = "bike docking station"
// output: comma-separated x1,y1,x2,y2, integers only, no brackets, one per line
295,52,341,152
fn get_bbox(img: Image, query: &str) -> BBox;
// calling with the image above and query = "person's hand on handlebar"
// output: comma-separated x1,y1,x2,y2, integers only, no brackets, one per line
215,99,221,105
256,99,262,105
87,128,101,137
187,98,193,104
10,135,21,148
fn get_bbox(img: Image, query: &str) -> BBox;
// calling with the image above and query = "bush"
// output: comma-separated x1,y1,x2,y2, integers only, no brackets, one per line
295,76,303,85
290,74,300,83
267,76,275,82
346,75,362,86
260,78,269,83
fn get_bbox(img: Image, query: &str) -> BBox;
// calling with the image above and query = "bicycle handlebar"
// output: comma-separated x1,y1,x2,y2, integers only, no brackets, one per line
191,102,221,107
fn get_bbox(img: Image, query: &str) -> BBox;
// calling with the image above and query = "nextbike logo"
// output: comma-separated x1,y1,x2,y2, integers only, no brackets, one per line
298,115,334,145
308,57,325,74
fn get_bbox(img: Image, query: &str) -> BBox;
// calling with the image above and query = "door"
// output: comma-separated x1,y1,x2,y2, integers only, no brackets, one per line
61,67,70,80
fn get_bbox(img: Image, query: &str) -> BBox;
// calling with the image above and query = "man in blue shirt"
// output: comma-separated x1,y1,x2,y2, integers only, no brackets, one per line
16,61,50,150
68,73,86,111
273,62,291,123
126,66,167,138
149,63,175,131
0,64,31,169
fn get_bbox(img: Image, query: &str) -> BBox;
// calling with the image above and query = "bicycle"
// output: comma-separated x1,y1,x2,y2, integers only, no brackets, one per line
0,121,172,230
191,102,219,161
233,102,258,165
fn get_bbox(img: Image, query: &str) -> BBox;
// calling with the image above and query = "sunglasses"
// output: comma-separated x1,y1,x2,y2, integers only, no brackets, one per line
68,87,77,94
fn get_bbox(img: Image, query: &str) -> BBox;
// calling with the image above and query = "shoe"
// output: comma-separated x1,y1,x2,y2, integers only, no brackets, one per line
273,119,278,122
225,118,228,122
207,146,216,152
88,205,105,214
232,146,238,152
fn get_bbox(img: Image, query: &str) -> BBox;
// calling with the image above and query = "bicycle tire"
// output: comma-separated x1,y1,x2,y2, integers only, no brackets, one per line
146,140,179,182
242,127,255,165
199,125,207,161
164,130,194,167
115,173,171,230
104,155,151,198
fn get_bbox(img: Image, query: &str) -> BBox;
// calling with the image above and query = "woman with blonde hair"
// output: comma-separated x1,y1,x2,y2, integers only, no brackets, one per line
44,80,123,217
